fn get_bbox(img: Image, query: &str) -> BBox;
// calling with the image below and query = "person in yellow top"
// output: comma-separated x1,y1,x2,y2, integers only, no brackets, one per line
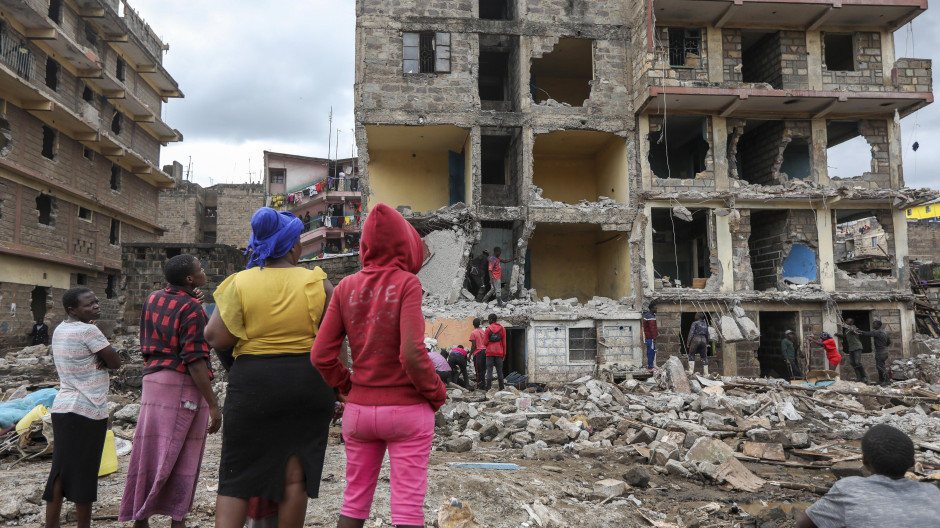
205,207,336,528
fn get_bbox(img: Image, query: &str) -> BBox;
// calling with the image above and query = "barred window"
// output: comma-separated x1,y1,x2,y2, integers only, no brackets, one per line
403,32,451,74
568,327,597,362
668,28,702,68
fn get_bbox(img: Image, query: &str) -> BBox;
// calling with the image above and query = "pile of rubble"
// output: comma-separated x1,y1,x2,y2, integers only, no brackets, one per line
891,353,940,385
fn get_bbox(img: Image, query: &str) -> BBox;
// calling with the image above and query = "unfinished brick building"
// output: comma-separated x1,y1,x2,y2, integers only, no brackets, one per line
354,0,936,381
0,0,181,349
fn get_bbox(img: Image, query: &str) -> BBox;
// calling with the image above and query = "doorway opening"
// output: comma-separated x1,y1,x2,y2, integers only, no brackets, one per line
840,310,872,354
31,286,48,323
756,311,799,378
504,327,526,381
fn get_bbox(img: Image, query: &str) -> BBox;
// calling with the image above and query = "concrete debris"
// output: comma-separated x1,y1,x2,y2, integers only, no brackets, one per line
671,205,693,222
114,404,141,424
719,315,745,342
890,353,940,384
418,228,471,304
656,356,692,394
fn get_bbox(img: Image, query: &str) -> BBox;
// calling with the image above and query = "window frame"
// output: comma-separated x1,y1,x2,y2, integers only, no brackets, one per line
667,28,702,68
823,33,857,72
567,325,598,363
109,218,121,245
403,31,451,74
269,169,286,184
77,206,93,221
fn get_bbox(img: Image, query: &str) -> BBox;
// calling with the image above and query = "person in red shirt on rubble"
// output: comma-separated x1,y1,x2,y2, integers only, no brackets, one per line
483,313,507,391
311,203,446,528
814,332,842,371
469,318,487,390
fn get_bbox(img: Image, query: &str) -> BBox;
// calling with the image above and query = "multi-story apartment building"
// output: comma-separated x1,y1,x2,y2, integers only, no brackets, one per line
263,151,363,259
0,0,182,348
354,0,936,381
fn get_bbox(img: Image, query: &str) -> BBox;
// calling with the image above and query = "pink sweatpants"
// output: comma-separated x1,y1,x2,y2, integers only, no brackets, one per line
341,403,435,526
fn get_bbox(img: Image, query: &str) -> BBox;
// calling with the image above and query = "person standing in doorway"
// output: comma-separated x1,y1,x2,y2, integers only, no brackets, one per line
686,312,709,375
840,318,869,383
642,305,658,372
484,247,516,307
28,319,49,346
303,211,311,232
43,287,122,528
484,313,507,391
469,318,487,390
859,320,892,385
781,330,802,381
473,251,490,302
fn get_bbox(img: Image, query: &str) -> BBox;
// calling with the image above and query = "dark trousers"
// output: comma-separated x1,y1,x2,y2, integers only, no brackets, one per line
436,371,451,384
485,356,504,391
473,352,486,389
688,336,708,365
448,353,469,388
784,359,802,381
875,349,890,383
848,349,868,382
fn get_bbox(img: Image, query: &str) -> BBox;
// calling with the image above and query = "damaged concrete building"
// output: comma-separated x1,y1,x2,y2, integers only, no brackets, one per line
0,0,182,349
353,0,936,381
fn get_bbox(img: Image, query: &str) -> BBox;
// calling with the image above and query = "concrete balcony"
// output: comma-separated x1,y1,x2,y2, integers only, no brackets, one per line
0,0,103,76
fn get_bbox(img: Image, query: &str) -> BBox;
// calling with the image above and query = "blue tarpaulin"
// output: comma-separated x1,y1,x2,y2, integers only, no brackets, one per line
0,388,57,428
448,462,523,470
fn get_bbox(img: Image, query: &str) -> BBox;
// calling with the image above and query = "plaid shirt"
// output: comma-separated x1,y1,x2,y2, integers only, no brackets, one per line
139,285,212,378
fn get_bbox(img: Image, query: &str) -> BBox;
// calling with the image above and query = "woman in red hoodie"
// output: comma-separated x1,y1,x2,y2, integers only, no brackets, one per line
311,203,447,528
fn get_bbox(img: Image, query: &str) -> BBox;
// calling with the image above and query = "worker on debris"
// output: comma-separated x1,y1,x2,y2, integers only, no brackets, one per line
839,318,869,383
686,312,709,375
473,250,490,301
310,202,446,528
425,338,452,384
119,254,220,528
447,345,470,388
469,317,487,390
642,304,658,372
483,247,517,307
796,424,940,528
484,313,508,391
858,320,892,385
43,287,122,528
781,330,802,381
814,332,842,372
205,207,335,528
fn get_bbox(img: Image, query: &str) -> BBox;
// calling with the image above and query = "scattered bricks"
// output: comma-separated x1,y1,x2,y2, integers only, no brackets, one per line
745,428,788,445
593,479,629,498
623,466,651,488
444,437,473,453
665,459,693,478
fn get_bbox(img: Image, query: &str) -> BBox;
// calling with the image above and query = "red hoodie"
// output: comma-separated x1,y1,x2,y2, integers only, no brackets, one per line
310,203,447,410
484,322,506,358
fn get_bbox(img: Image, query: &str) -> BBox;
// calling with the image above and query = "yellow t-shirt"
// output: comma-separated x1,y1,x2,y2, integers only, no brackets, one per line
214,266,328,357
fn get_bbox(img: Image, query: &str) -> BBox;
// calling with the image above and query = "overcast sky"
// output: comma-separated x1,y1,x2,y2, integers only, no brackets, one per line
132,1,935,189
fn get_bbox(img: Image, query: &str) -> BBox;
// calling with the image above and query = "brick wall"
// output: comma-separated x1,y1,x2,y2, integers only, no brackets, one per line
524,0,625,24
723,30,743,83
731,209,753,291
299,254,363,283
215,184,265,248
893,58,932,94
358,0,473,18
158,180,206,243
742,32,783,88
822,32,883,91
737,120,811,185
908,222,940,262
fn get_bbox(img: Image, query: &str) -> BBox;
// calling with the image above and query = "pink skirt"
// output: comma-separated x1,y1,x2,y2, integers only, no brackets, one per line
119,369,209,521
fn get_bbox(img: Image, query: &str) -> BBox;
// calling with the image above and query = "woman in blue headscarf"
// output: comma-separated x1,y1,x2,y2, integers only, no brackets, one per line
205,207,336,528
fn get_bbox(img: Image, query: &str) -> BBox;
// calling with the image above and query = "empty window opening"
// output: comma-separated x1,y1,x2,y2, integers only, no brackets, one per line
109,218,120,245
35,194,54,225
668,28,702,67
110,165,121,191
365,124,470,212
82,84,94,103
78,206,92,220
269,169,286,184
479,0,511,20
529,223,631,302
31,286,48,324
0,115,12,157
403,32,451,74
48,0,62,24
826,121,872,179
780,138,811,180
839,310,873,354
45,58,60,91
648,116,709,180
76,273,87,285
479,51,511,107
533,130,627,204
733,120,812,185
824,33,855,72
531,38,593,107
481,135,510,185
480,128,521,207
115,57,126,82
741,31,782,88
756,311,800,378
651,208,712,288
83,146,94,161
41,125,56,159
835,210,892,275
569,327,597,362
106,274,117,299
84,22,98,48
111,112,123,135
467,220,518,300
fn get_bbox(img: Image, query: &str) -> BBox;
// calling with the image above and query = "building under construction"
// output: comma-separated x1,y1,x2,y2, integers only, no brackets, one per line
353,0,937,381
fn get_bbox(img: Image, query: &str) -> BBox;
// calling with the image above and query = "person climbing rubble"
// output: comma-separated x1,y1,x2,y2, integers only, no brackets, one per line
642,304,658,372
686,312,709,375
484,314,507,391
483,247,516,307
469,318,487,390
858,320,892,385
447,346,470,389
425,338,452,384
839,318,869,383
814,332,842,372
796,424,940,528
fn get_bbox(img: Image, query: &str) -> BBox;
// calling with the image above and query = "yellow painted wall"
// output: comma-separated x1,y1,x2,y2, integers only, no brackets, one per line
906,203,940,221
368,150,450,212
533,158,597,203
464,135,473,206
2,254,73,289
596,138,629,205
528,228,598,301
534,77,591,106
596,233,632,299
425,316,477,350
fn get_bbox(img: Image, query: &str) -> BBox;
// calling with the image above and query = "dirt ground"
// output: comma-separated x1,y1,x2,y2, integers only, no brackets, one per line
1,422,821,528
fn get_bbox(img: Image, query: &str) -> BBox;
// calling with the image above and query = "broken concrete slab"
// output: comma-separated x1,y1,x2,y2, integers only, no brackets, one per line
417,228,470,304
660,356,692,394
685,437,735,465
715,457,766,492
593,479,629,497
741,441,786,461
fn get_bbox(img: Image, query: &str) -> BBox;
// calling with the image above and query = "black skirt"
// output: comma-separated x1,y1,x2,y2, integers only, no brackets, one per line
218,353,335,501
43,412,108,504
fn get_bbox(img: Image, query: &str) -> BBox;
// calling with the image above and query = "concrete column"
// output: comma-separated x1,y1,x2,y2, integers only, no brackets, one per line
880,30,895,88
722,343,738,376
900,306,915,358
887,114,903,187
715,214,734,293
806,31,822,90
707,26,723,83
811,119,829,185
644,204,656,288
816,206,836,292
892,207,910,282
712,116,729,191
639,116,651,191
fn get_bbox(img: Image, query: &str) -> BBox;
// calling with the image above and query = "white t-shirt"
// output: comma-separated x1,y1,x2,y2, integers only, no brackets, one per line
806,474,940,528
50,321,111,420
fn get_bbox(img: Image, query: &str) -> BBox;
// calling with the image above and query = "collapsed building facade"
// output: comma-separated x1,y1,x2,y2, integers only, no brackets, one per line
0,0,182,349
353,0,936,381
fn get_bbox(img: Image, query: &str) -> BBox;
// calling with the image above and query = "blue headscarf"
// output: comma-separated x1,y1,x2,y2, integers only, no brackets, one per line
244,207,303,269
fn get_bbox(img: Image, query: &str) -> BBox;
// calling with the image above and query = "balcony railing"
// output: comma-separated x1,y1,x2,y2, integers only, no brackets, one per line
282,177,362,210
0,31,35,82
